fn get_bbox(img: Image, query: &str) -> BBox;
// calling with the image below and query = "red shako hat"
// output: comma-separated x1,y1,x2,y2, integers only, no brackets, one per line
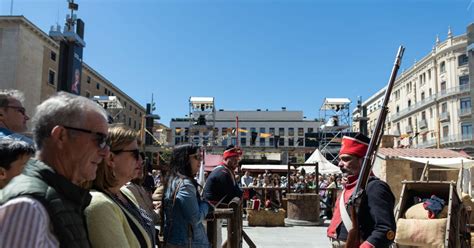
223,146,243,160
339,133,370,158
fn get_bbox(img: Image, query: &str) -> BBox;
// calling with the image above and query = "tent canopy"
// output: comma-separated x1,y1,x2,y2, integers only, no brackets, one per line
399,156,474,169
304,149,342,174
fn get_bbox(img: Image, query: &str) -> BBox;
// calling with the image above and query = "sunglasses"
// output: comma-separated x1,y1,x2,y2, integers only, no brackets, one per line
190,153,202,161
63,126,108,149
6,105,26,115
112,149,141,161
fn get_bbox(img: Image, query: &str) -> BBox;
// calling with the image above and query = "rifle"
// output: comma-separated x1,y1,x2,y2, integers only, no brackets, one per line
345,46,405,248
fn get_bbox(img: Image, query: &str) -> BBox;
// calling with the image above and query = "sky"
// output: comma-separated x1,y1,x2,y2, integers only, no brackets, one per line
1,0,473,126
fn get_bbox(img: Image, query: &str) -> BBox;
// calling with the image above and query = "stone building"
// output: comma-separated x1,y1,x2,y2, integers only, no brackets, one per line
0,16,144,130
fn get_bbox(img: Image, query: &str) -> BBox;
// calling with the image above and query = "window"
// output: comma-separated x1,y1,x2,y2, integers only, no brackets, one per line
440,81,446,93
458,54,468,66
129,105,132,111
87,76,91,84
441,102,448,113
135,109,137,115
260,127,266,134
407,99,411,108
240,128,247,136
428,69,431,80
421,111,426,120
128,117,131,126
460,98,471,110
440,61,446,73
240,137,247,146
396,105,399,113
104,88,108,95
85,91,90,98
279,137,285,147
96,83,100,90
288,137,294,146
231,138,237,145
459,75,469,90
279,128,285,136
308,128,314,133
269,127,275,135
442,125,449,138
222,128,228,136
48,69,55,85
429,108,433,118
462,123,472,140
288,128,294,136
269,138,274,147
175,137,181,145
297,138,304,146
429,88,432,96
134,120,137,129
222,138,228,146
298,128,304,136
259,138,265,146
50,51,57,61
421,92,425,101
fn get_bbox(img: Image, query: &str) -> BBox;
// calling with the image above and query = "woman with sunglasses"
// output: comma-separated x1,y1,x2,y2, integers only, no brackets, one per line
85,124,155,248
163,144,211,248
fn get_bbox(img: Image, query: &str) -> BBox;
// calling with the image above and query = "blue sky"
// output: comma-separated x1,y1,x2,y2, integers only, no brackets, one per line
1,0,473,125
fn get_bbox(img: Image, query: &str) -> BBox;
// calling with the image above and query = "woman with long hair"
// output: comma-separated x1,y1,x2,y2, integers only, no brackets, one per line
85,124,155,248
163,144,211,248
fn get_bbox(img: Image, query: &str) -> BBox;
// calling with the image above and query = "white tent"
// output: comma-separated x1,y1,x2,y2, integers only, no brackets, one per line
303,149,342,174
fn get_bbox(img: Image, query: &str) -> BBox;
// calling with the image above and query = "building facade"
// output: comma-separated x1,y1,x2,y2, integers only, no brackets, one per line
170,109,323,151
0,16,144,130
361,28,473,150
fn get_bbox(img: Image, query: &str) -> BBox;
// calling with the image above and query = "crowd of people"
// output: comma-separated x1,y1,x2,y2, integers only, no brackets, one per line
0,89,397,248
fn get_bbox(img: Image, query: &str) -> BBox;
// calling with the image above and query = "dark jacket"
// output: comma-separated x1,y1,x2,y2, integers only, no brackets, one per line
0,159,92,248
203,164,242,204
334,177,396,247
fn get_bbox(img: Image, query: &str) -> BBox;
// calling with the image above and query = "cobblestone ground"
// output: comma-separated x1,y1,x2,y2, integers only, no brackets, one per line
223,220,332,248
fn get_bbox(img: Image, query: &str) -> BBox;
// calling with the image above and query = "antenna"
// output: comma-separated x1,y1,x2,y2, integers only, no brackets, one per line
10,0,13,15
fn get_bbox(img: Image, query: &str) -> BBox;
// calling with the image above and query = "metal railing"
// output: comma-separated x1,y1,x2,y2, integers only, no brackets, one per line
391,85,471,122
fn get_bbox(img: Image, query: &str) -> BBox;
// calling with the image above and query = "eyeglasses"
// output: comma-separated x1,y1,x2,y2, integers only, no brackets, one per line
112,149,141,161
190,153,202,161
63,126,108,149
5,106,26,115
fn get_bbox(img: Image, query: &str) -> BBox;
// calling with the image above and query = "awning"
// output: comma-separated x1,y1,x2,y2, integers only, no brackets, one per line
399,156,474,169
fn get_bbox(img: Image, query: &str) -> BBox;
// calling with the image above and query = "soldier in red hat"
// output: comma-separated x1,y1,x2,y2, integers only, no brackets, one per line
203,145,243,205
327,133,396,248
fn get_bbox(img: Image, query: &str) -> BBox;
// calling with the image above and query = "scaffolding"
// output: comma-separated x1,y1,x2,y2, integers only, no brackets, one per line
318,98,352,163
188,97,216,146
91,96,123,123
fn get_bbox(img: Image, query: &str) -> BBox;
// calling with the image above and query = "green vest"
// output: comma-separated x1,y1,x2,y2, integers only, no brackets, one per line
0,159,92,248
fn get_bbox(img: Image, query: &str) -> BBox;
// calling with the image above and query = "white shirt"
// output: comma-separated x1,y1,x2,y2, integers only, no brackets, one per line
0,197,59,248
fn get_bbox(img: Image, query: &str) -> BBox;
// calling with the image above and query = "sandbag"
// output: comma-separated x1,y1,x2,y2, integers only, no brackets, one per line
395,218,447,248
404,202,447,219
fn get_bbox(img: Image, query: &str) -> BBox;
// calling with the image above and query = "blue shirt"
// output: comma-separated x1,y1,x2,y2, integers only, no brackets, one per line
0,127,34,145
164,177,210,248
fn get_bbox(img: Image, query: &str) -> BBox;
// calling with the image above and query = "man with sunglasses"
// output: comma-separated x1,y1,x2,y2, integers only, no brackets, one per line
0,92,109,247
0,89,33,144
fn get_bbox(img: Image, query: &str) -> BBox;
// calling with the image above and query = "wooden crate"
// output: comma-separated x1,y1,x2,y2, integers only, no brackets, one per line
247,209,286,226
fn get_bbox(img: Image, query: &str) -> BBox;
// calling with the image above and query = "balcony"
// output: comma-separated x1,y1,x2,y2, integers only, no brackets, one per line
440,133,474,145
459,107,472,117
439,112,450,122
390,85,470,122
416,138,437,148
418,119,427,129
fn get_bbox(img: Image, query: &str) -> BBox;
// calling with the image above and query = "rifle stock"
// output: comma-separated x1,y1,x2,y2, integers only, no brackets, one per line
344,46,405,248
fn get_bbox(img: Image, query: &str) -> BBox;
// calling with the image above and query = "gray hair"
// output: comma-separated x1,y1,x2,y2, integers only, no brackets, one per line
32,92,108,149
0,89,25,107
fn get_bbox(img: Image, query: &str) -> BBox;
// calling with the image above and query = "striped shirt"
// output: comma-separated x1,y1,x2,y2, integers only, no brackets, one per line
0,197,59,248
